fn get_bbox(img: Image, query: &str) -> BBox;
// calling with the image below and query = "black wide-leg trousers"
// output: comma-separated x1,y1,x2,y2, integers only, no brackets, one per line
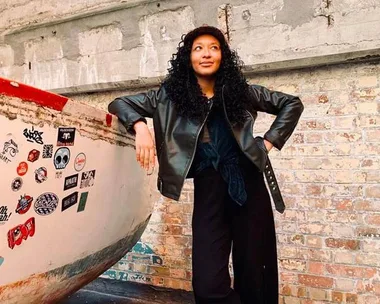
192,162,278,304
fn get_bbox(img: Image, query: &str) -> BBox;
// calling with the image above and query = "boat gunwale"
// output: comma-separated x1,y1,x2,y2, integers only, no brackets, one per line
0,77,68,112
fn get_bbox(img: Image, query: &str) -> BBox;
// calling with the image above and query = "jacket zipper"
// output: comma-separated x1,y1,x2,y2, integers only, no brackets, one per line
181,98,214,182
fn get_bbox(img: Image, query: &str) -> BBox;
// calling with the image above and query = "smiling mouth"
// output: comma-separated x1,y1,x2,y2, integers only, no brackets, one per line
200,62,213,66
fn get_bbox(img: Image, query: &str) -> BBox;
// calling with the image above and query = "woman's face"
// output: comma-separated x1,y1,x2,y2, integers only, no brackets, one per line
190,34,222,79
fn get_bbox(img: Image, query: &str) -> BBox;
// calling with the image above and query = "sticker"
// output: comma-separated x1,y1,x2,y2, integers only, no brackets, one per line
27,149,40,162
74,153,86,172
0,206,12,225
8,217,35,249
11,177,23,191
152,255,163,265
35,167,48,183
62,192,78,211
16,195,33,215
23,126,44,144
42,144,53,158
54,147,70,169
80,170,96,188
64,174,78,191
57,127,76,146
55,172,63,179
77,192,89,212
34,193,59,216
0,139,19,163
0,256,3,266
17,162,28,176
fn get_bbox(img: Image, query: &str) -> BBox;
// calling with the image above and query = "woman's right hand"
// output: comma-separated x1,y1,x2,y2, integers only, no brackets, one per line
133,121,156,173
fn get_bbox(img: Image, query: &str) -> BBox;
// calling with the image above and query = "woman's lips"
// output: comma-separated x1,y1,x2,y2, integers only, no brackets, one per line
200,62,213,67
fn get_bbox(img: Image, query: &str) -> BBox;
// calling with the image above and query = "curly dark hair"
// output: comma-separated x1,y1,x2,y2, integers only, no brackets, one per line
162,26,252,126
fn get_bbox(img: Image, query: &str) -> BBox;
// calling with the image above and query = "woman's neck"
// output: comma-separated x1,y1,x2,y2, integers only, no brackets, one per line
197,76,216,98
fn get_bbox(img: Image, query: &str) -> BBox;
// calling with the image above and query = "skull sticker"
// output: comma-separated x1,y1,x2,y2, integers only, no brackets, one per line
54,147,70,170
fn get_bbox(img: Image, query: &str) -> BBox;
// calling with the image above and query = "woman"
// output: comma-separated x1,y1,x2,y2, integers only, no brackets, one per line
108,25,303,304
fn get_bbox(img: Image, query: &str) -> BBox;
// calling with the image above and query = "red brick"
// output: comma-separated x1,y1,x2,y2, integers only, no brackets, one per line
325,264,377,279
366,214,380,226
332,291,343,302
308,262,325,275
346,293,358,303
148,266,170,277
281,272,298,284
366,185,380,198
281,285,292,296
325,238,360,250
298,274,333,288
297,287,306,297
334,198,353,211
304,184,323,196
374,281,380,295
170,268,187,279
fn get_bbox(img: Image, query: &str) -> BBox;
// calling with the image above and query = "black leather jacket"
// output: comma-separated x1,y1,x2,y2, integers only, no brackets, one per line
108,84,303,201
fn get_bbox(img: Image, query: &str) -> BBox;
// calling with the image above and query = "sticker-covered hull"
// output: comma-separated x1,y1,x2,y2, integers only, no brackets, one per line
0,77,154,303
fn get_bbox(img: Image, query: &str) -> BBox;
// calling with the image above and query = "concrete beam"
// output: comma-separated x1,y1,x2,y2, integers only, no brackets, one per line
51,48,380,95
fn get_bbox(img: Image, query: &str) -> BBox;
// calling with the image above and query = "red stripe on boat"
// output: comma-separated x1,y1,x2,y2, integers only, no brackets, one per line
0,77,68,111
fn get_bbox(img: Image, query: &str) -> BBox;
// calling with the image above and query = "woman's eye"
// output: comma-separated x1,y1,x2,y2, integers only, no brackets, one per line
194,46,202,51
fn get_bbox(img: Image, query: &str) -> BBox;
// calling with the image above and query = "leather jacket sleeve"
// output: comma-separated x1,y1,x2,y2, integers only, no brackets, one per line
249,84,304,150
108,88,161,134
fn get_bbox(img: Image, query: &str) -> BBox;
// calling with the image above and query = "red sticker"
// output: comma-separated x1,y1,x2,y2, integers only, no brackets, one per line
17,162,28,176
8,217,35,249
27,149,40,162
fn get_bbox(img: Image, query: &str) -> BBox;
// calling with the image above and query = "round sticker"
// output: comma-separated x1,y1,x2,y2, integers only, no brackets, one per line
34,193,59,216
35,167,48,183
17,162,28,176
11,177,23,191
16,195,33,214
74,153,86,172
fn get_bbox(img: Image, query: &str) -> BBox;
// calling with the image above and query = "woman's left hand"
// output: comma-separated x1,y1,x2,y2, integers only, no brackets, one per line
264,139,273,153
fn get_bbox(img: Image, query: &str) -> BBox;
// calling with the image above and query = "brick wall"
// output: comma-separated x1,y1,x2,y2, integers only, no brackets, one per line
100,60,380,303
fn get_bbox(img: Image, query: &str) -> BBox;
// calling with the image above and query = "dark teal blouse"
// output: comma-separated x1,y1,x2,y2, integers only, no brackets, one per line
192,100,247,206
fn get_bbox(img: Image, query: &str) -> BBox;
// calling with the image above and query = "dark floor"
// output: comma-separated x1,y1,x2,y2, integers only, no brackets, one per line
60,278,195,304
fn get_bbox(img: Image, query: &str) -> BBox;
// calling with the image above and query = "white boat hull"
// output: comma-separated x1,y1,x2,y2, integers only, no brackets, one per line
0,77,154,303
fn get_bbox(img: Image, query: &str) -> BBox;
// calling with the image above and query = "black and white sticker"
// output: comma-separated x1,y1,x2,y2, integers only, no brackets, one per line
0,206,12,225
34,193,59,216
0,139,19,164
54,147,70,170
64,174,78,191
11,177,23,191
42,144,53,158
57,127,75,146
80,170,96,188
62,192,78,211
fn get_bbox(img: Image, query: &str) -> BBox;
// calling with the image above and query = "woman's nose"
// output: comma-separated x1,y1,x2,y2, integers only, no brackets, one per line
202,49,211,57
